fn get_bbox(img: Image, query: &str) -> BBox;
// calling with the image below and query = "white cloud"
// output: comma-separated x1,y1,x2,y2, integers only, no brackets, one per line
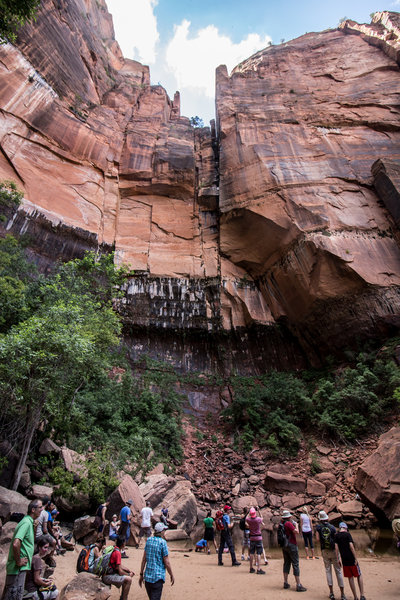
166,20,271,98
106,0,159,64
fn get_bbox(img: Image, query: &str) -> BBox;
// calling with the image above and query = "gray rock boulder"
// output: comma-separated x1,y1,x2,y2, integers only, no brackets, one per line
0,486,29,521
59,572,111,600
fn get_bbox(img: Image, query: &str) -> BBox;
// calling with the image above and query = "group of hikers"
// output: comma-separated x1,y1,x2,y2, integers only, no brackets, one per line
2,494,381,600
194,504,367,600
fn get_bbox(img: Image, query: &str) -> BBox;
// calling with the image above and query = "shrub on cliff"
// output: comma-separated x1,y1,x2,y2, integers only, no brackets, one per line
0,0,40,43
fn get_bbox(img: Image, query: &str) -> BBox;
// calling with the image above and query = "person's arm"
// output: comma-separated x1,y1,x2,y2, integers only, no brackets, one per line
138,550,147,588
163,555,174,585
101,506,107,524
12,539,28,568
42,514,48,535
33,567,51,587
334,542,342,565
349,541,358,564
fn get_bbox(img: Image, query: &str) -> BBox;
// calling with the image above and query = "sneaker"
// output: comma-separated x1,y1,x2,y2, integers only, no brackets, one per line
218,562,224,566
296,585,307,592
121,552,129,559
341,595,348,600
283,582,290,589
247,556,250,561
207,550,211,555
250,568,256,573
256,569,266,574
329,593,335,600
360,596,366,600
232,561,241,566
241,554,245,561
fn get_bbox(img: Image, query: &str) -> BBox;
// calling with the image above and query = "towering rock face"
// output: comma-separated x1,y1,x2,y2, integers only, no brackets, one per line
216,11,400,354
0,3,400,372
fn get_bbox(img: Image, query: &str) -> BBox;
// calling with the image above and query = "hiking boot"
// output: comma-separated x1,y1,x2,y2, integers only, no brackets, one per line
360,596,366,600
329,593,335,600
256,569,266,574
296,585,307,592
218,562,224,566
250,568,256,573
341,595,348,600
283,582,290,589
232,561,241,566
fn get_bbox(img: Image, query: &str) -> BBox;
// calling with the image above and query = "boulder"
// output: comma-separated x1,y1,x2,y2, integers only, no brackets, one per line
0,486,29,521
314,472,337,491
19,467,31,492
60,447,87,478
54,491,91,513
337,500,363,519
39,439,61,455
28,484,54,500
307,478,326,497
73,516,96,541
140,475,198,534
0,546,7,598
355,427,400,521
164,528,189,541
268,494,282,508
231,496,258,512
59,572,111,600
264,472,306,495
0,521,17,545
107,474,144,544
281,495,307,510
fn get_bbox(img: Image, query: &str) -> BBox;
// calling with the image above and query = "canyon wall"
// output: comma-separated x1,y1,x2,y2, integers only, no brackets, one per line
0,3,400,373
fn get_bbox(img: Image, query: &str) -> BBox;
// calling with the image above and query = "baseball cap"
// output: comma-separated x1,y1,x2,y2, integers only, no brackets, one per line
223,504,232,511
318,511,329,521
154,522,168,533
339,522,348,529
249,507,257,517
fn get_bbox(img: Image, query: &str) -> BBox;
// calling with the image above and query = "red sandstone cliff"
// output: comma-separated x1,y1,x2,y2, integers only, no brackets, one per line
0,3,400,370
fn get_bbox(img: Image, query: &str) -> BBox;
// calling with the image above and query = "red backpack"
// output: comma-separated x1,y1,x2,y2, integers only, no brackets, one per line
215,511,225,531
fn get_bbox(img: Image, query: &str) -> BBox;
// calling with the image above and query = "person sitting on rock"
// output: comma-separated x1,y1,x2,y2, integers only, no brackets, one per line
109,514,120,541
101,536,134,600
23,536,59,599
35,498,57,568
160,507,169,527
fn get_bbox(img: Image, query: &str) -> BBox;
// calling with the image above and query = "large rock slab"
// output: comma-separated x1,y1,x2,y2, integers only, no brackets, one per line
337,500,363,518
59,572,111,600
355,426,400,521
0,486,29,521
139,474,197,534
264,472,306,494
107,474,144,544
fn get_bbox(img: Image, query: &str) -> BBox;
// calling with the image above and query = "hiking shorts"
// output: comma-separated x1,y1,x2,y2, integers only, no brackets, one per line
102,574,125,588
343,564,361,578
250,540,263,555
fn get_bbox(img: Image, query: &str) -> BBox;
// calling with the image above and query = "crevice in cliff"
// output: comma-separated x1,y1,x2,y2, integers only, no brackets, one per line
0,145,25,185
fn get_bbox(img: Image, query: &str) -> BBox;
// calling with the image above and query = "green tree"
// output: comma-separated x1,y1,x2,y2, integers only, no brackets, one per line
0,0,40,43
190,115,204,128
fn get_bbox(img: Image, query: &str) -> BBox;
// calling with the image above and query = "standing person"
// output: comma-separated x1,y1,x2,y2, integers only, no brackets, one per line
217,505,241,567
118,499,133,554
280,509,307,592
138,501,154,548
23,537,58,599
300,507,315,559
139,522,174,600
203,510,217,554
246,507,265,574
240,508,250,561
316,511,346,600
94,501,109,534
101,536,134,600
335,523,366,600
2,498,43,600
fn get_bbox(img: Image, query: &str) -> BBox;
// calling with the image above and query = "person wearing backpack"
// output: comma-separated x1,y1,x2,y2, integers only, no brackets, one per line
101,536,134,600
316,511,346,600
217,505,241,567
280,510,307,592
246,507,265,574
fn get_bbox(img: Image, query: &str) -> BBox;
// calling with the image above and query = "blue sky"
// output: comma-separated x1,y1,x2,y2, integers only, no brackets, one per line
106,1,398,123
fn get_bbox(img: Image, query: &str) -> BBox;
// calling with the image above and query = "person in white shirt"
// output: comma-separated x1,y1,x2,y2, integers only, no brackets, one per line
300,507,315,559
138,502,153,547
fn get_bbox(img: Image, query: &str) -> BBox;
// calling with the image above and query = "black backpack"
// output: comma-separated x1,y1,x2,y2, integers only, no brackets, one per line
319,523,335,550
239,516,247,531
277,522,289,547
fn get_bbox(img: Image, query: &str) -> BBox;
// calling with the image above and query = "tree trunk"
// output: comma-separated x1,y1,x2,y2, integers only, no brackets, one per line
10,405,42,491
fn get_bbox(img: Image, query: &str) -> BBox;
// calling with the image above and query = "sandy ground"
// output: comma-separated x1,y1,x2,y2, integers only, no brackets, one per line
54,544,399,600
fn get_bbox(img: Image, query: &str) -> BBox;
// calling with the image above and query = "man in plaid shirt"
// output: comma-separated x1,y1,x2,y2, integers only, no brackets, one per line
139,522,175,600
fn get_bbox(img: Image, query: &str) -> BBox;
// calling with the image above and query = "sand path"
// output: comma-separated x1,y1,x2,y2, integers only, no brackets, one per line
54,544,399,600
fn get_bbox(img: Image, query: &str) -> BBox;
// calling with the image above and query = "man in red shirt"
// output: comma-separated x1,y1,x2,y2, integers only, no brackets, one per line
281,510,307,592
102,536,134,600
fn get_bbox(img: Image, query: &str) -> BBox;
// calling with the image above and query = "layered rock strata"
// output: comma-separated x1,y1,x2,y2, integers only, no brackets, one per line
0,3,400,371
216,11,400,354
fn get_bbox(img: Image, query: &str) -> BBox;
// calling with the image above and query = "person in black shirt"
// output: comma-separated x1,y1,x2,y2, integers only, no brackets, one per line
335,522,366,600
